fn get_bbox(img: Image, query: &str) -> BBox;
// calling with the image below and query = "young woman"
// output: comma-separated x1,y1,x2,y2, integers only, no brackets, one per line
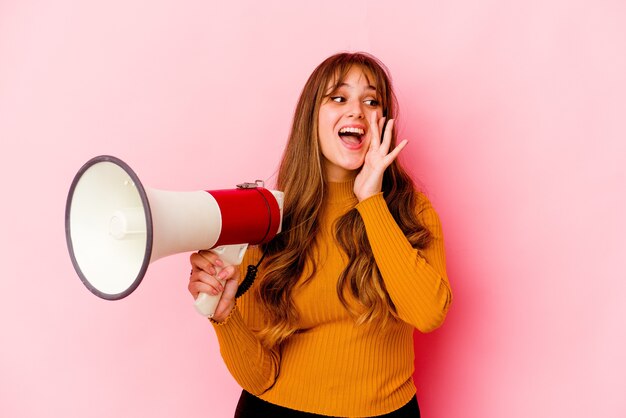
188,52,452,417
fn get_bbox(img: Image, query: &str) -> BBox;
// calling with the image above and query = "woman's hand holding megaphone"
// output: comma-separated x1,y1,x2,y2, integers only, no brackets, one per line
189,250,240,322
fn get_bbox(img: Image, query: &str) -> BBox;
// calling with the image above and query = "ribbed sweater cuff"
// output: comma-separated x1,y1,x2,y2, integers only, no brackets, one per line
212,308,256,348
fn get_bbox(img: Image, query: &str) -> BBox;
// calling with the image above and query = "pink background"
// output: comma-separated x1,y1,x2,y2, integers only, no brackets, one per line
1,1,625,417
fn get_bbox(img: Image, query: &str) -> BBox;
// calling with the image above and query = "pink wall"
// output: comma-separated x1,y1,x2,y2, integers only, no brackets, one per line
1,1,625,417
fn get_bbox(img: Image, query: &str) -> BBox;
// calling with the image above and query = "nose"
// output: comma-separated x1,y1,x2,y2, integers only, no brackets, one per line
346,100,364,119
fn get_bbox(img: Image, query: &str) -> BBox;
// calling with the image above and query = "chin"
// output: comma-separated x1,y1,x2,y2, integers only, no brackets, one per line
342,162,365,174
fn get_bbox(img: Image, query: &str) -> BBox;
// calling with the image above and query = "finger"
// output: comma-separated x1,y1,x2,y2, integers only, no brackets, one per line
213,277,239,318
382,139,408,166
190,252,218,276
189,270,224,296
216,265,238,282
188,279,223,298
380,119,394,155
198,250,224,267
378,116,387,138
221,277,238,304
369,111,381,150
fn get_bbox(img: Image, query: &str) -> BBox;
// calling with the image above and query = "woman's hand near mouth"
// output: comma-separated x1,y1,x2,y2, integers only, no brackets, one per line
353,112,408,202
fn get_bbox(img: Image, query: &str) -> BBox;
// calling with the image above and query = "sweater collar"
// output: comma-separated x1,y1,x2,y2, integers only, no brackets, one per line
325,179,357,206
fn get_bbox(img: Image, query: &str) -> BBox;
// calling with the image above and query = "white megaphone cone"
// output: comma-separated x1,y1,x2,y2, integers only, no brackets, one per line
65,155,283,318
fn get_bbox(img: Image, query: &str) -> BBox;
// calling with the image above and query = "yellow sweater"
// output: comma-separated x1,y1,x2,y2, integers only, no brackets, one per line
213,181,452,417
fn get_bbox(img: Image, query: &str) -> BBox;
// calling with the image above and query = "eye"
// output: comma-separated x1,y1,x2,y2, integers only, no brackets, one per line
330,96,346,103
364,99,380,106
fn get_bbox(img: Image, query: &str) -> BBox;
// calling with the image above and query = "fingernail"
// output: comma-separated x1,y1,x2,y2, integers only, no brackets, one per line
218,270,228,280
214,259,224,267
208,267,216,276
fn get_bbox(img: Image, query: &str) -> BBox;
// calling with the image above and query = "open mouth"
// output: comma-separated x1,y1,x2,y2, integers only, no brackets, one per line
338,127,365,148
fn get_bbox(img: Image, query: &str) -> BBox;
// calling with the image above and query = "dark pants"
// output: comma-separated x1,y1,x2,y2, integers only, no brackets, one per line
234,390,420,418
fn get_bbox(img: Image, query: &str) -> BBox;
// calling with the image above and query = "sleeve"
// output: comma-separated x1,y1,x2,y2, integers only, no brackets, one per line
210,247,280,395
355,192,452,332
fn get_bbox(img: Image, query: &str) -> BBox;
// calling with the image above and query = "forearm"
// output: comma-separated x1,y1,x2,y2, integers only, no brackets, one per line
356,193,452,332
212,308,279,394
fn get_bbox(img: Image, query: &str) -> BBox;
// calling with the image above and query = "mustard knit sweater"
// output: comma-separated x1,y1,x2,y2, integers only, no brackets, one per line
213,181,452,417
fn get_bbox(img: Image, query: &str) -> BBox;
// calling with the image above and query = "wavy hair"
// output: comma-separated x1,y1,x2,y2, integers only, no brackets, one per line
255,52,431,348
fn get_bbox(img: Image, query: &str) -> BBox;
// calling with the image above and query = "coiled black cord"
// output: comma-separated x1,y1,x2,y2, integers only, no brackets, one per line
235,251,266,299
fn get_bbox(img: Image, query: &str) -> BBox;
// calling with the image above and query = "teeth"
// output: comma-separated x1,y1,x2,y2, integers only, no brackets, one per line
339,127,365,135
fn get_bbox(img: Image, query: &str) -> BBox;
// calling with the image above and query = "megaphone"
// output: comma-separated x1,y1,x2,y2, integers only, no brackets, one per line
65,155,283,318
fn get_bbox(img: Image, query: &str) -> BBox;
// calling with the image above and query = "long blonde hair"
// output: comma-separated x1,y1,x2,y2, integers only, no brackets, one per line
255,52,431,348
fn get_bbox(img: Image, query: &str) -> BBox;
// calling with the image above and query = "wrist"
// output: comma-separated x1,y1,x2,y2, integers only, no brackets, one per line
355,191,385,208
353,180,383,202
209,301,237,326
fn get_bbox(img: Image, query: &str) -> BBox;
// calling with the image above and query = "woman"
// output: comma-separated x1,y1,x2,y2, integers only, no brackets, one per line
188,52,452,417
